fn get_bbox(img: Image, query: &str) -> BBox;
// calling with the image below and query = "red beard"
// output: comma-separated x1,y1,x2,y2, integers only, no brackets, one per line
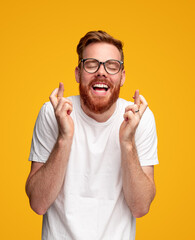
79,78,121,114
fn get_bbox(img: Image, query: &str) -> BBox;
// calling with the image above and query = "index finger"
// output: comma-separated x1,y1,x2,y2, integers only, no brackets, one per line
134,89,140,106
49,88,59,109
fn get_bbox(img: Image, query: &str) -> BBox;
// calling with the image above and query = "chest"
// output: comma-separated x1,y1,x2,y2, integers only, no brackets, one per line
72,116,121,168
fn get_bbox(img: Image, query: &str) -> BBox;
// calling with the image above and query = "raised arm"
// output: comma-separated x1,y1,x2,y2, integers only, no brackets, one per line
26,82,74,215
119,90,156,218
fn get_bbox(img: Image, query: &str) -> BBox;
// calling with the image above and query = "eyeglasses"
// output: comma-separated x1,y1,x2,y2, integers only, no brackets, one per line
80,58,123,75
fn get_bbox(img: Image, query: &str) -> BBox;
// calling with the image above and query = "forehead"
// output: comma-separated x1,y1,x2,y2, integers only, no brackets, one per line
83,42,121,61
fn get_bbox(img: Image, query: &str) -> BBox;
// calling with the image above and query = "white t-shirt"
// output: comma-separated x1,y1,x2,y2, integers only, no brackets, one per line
29,95,158,240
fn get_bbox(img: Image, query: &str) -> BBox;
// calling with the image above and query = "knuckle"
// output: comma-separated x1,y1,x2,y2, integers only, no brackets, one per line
125,105,133,112
134,104,138,109
65,99,73,106
59,97,65,102
126,111,133,118
62,105,68,112
63,101,70,107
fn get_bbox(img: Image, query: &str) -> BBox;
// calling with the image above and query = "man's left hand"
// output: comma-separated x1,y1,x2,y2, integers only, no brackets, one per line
119,90,148,145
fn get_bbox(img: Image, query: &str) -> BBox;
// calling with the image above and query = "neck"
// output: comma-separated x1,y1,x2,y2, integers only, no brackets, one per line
80,99,117,123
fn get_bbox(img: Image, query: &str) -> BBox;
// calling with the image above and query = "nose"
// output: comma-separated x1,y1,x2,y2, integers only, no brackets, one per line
96,62,107,77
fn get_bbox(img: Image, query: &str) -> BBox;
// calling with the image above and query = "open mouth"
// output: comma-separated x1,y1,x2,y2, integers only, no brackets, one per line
92,83,109,92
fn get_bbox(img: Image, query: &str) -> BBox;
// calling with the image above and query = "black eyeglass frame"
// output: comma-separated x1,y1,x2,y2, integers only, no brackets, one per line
80,58,123,75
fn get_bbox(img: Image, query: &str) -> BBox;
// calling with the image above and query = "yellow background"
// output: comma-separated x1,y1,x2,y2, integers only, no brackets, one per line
0,0,194,239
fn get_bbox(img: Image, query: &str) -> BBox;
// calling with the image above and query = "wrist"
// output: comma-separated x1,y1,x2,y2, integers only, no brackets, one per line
120,140,139,166
57,134,73,148
58,129,74,141
120,137,136,150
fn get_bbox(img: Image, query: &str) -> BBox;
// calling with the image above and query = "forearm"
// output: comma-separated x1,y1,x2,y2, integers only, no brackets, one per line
26,136,72,215
120,141,156,218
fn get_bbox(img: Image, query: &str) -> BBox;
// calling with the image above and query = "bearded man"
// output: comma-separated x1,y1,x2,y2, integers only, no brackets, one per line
26,30,158,240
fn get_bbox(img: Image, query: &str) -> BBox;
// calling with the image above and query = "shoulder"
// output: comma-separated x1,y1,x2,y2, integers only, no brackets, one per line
136,106,157,142
38,101,55,121
140,107,156,127
42,101,53,112
34,101,57,133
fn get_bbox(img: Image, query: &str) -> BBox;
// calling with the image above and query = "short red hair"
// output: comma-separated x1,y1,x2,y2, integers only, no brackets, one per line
77,30,124,69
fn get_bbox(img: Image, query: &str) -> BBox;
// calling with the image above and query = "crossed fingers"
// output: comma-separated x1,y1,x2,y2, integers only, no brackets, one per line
124,90,148,121
49,82,73,115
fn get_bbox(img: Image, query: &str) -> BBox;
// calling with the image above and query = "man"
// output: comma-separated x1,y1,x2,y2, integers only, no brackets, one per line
26,30,158,240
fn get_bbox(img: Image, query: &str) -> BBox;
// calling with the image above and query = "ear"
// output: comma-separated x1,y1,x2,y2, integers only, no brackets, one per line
75,67,80,83
120,69,125,87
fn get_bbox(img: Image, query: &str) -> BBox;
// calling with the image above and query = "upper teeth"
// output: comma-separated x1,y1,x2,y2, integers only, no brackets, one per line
93,84,108,88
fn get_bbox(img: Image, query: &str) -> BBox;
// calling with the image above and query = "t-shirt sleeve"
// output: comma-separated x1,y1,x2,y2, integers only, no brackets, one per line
135,107,159,166
29,102,58,163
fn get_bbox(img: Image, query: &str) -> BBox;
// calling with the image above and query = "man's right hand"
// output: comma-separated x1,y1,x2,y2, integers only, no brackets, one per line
26,82,74,215
49,82,74,140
